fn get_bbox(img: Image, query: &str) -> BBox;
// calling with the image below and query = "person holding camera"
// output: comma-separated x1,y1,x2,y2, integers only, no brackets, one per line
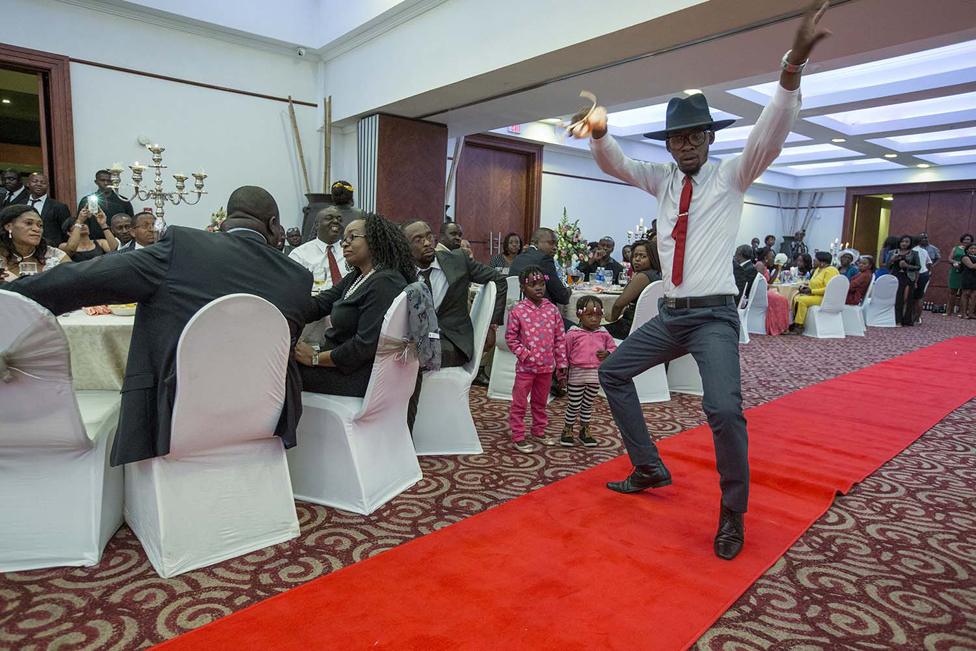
60,206,118,261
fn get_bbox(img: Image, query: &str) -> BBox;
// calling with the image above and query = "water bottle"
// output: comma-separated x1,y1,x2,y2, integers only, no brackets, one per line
595,266,606,285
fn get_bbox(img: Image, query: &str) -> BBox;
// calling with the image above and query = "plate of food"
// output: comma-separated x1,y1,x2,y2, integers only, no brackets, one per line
109,303,137,316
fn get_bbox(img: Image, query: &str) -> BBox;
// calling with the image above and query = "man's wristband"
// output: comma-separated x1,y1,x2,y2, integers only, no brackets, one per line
782,50,808,74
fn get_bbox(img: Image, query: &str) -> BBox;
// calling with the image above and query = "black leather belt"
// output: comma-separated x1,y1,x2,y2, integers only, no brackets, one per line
664,295,736,309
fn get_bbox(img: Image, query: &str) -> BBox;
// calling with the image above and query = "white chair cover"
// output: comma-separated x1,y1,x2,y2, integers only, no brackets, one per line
288,292,422,515
124,294,299,578
804,275,850,339
413,282,496,455
620,281,671,403
744,275,769,336
487,276,521,401
0,290,123,572
863,274,898,328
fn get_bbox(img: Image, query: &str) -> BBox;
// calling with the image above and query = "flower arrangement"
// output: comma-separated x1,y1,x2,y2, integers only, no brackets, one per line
206,206,226,233
554,207,588,269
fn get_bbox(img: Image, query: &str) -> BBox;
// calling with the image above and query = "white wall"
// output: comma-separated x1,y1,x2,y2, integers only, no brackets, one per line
1,0,323,230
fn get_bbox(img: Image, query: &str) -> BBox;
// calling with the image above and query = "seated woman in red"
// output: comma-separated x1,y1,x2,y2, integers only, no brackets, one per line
846,255,874,305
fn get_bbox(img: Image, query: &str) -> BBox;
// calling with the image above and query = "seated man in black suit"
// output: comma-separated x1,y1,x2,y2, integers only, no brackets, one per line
24,173,70,247
7,186,313,466
116,211,157,253
403,219,507,429
508,227,571,306
110,213,133,247
577,235,625,283
733,244,758,303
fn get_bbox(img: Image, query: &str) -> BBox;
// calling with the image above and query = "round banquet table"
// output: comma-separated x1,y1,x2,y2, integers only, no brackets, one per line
564,287,622,323
770,282,802,305
57,312,135,391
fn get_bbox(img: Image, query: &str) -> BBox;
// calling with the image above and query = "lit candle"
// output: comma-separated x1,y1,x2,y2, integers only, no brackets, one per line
111,162,123,172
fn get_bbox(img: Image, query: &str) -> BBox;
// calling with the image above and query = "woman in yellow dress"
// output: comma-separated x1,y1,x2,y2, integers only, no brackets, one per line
791,251,838,332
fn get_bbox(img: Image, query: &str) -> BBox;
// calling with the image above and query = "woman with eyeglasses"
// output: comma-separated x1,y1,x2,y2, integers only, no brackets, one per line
0,204,68,282
293,212,417,397
604,238,662,339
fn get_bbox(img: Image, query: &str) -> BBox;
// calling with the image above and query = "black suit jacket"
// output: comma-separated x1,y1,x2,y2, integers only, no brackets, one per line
508,246,571,305
8,226,313,466
733,260,758,302
1,186,29,208
431,249,506,363
34,197,71,247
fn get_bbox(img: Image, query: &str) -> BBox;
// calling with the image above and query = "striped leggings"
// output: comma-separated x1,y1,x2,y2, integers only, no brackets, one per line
564,383,599,426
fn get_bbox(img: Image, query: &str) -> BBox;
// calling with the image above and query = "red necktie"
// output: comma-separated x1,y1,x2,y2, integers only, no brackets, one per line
326,246,342,285
671,176,693,286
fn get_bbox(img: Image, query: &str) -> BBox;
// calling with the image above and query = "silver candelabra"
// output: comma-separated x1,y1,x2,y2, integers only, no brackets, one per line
109,144,207,231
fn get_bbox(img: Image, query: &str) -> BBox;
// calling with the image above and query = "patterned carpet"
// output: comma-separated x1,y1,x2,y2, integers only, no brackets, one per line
2,317,975,650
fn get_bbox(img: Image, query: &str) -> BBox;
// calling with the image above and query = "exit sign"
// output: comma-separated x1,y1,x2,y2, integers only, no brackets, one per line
507,124,521,134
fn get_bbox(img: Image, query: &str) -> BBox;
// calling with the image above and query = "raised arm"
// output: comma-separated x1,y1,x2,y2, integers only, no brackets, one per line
731,0,830,191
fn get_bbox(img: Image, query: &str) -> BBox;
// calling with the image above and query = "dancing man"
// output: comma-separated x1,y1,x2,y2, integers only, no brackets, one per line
569,0,831,559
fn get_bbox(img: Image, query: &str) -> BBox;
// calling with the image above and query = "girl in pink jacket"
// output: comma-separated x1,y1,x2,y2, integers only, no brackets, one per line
561,295,617,447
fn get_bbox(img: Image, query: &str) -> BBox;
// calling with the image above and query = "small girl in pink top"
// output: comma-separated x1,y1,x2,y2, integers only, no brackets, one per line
505,266,568,453
561,295,617,447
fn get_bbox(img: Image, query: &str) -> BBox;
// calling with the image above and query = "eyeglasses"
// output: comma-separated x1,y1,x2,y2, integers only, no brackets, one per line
340,233,366,246
666,130,710,149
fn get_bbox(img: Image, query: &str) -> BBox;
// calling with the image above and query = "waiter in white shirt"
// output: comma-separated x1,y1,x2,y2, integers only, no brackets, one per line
569,0,831,560
289,206,348,290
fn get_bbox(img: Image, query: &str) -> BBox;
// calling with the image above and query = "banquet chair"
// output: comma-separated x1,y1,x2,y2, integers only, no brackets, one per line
743,275,769,336
287,292,422,515
841,275,873,337
124,294,299,579
803,274,850,339
606,280,671,403
863,274,898,328
486,276,522,401
413,282,496,455
0,290,123,572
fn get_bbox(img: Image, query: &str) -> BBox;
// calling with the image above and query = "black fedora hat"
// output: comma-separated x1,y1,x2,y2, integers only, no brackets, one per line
643,93,735,140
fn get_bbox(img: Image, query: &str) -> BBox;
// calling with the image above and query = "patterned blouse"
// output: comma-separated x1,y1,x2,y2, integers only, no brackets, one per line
0,246,68,282
505,298,568,374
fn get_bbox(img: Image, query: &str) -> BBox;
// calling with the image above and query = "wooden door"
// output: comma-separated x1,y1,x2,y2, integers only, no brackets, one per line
925,190,974,305
889,192,930,239
851,196,883,258
455,134,541,263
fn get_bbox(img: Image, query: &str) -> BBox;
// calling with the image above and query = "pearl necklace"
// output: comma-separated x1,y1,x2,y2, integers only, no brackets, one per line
345,268,376,298
13,247,37,264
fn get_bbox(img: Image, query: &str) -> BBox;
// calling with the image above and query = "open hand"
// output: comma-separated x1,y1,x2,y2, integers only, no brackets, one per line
95,210,108,227
791,0,831,62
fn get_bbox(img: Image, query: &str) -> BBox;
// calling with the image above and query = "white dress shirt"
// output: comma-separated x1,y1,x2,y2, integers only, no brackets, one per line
418,256,448,309
591,84,801,298
914,245,932,273
288,238,347,289
28,194,47,214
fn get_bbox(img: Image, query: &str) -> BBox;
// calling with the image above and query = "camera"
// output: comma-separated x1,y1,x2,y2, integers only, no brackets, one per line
297,47,307,57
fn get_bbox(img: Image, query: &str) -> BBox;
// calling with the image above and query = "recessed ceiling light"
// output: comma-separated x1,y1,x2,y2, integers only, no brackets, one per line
683,89,702,96
831,137,847,143
539,118,562,124
1,99,10,104
884,153,898,158
916,163,931,168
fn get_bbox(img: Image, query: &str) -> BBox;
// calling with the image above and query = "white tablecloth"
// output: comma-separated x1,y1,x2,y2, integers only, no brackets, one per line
57,312,134,391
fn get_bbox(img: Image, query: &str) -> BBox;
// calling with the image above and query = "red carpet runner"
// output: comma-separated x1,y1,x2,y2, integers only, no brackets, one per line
159,337,976,651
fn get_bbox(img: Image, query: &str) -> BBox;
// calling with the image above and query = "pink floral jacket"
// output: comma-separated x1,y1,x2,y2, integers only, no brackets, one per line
505,298,568,374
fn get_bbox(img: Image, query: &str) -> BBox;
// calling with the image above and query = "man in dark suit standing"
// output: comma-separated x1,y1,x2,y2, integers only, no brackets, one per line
403,219,507,428
1,169,29,208
76,169,134,240
23,173,70,246
8,186,312,466
733,244,758,303
508,227,571,306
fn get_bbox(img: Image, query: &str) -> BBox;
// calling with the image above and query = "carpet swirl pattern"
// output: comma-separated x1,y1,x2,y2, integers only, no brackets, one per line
1,318,975,650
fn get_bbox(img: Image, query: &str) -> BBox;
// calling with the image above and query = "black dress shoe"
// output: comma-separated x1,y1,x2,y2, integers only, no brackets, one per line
472,370,490,387
714,504,745,560
606,461,672,493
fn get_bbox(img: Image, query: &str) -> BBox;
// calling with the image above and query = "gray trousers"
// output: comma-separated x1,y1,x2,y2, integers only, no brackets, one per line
598,301,749,512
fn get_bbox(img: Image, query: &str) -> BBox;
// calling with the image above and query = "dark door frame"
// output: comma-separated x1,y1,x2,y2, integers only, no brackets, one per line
0,43,77,209
457,133,543,243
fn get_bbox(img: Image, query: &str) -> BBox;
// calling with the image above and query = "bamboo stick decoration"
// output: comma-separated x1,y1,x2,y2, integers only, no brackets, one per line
444,136,464,215
287,95,311,195
323,96,332,193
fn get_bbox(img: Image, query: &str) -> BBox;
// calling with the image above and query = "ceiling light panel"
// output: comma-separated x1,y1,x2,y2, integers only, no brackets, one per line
804,91,976,136
729,39,976,109
709,125,811,151
774,157,904,176
867,126,976,152
917,148,976,165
